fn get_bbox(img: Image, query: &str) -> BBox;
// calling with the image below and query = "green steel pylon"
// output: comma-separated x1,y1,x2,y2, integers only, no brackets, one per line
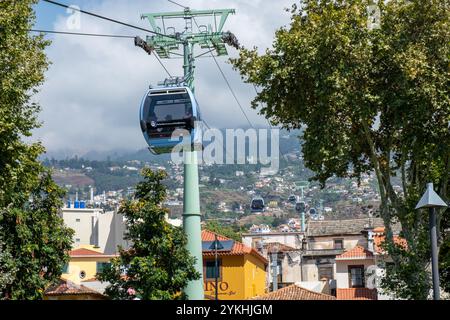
138,6,238,300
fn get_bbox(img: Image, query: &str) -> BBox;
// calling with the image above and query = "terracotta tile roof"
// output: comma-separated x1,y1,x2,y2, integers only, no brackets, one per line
335,245,374,260
252,284,336,300
69,248,116,258
45,279,107,298
373,227,407,254
336,288,378,300
265,242,296,253
201,230,268,264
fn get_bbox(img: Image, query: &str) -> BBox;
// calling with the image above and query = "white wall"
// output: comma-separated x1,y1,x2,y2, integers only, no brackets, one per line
242,232,304,249
335,259,374,288
61,208,128,254
308,235,367,251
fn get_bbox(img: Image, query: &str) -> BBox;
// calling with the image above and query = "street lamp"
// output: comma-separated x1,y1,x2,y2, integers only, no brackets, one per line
415,182,448,300
209,234,224,301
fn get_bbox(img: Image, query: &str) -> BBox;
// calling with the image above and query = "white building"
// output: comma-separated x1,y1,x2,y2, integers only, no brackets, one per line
60,206,129,255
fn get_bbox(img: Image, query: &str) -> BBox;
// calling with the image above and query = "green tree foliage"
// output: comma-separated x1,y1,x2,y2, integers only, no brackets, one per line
98,169,199,300
232,0,449,299
0,0,74,299
204,221,242,242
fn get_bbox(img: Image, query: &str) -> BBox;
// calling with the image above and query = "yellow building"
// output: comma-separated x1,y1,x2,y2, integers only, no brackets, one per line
62,245,117,283
202,230,268,300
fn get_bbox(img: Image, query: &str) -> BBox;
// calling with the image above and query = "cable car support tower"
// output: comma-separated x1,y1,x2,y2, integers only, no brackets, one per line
136,6,239,300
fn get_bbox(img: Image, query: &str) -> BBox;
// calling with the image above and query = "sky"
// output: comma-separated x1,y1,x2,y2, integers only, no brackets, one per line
32,0,294,155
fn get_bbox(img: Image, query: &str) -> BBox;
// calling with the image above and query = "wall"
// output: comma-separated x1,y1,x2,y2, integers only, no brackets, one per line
280,254,302,284
203,255,245,300
308,235,367,251
242,232,304,250
335,259,375,288
61,208,128,254
61,208,103,247
62,256,112,283
243,254,267,298
202,254,267,300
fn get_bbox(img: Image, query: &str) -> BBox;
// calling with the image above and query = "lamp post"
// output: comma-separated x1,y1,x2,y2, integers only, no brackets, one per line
415,182,448,300
209,234,223,300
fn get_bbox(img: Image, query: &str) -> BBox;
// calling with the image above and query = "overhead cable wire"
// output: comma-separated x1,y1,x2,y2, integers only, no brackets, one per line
30,30,172,77
153,53,172,77
253,84,275,129
42,0,175,39
29,29,135,38
191,17,254,130
41,0,175,76
167,0,188,9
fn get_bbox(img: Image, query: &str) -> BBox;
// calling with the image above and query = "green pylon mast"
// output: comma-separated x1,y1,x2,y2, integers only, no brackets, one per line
137,6,238,300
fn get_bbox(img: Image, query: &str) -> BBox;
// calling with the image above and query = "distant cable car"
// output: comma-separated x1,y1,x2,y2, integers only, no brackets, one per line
295,201,306,213
288,195,297,203
139,84,203,155
251,197,265,213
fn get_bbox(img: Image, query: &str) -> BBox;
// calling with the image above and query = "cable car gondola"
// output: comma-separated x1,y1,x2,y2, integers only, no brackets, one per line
288,194,297,203
295,201,306,213
139,84,203,155
251,197,265,213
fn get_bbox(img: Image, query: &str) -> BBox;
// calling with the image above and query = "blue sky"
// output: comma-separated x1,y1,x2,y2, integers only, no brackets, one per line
34,0,85,29
30,0,293,155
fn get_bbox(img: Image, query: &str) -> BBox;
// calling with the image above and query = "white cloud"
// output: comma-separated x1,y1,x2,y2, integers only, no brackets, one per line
33,0,293,154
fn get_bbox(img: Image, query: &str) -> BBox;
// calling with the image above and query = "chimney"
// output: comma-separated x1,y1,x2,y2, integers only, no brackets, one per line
90,186,94,204
364,223,375,253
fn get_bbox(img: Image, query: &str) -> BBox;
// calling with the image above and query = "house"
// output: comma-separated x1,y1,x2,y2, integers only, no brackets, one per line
334,245,378,300
251,283,335,300
302,218,384,286
262,242,301,290
242,230,305,251
201,230,268,300
62,245,117,283
60,207,129,254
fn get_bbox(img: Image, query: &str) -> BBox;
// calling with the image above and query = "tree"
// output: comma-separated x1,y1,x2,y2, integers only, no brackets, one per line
232,0,449,299
204,221,242,242
98,169,199,300
0,0,74,299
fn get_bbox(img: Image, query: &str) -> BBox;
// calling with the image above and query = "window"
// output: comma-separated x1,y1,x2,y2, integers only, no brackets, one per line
75,238,80,243
348,265,365,288
318,266,334,280
204,260,221,280
334,239,343,249
96,262,111,274
76,218,80,222
62,264,69,274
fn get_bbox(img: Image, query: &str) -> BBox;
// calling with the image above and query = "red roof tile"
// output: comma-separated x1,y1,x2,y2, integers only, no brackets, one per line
252,284,336,300
373,227,407,254
201,230,268,264
69,248,116,258
336,288,378,300
335,245,374,260
45,279,107,298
